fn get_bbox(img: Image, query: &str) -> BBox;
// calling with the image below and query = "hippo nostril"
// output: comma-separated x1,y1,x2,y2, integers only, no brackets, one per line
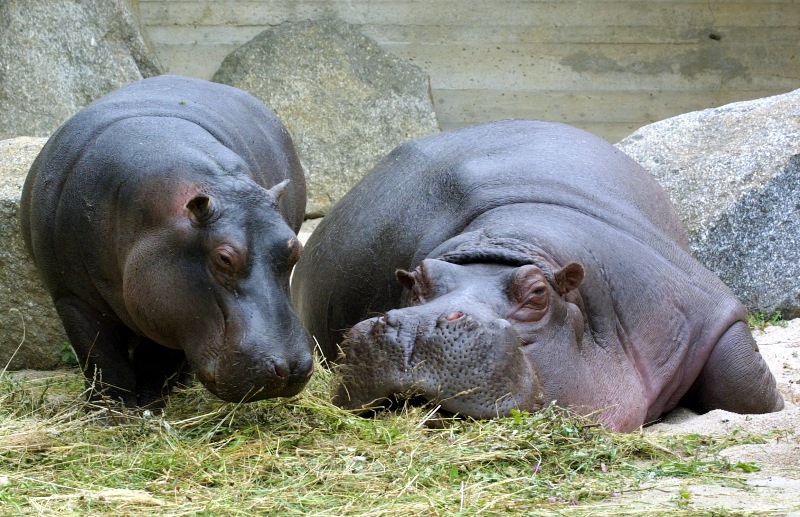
445,311,464,321
295,355,314,379
273,362,290,379
275,355,314,382
384,310,403,327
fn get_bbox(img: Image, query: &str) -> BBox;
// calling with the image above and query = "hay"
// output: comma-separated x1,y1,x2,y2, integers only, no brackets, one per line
0,361,786,515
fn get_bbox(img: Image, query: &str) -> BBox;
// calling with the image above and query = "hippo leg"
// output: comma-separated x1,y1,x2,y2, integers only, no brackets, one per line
55,297,137,407
130,338,188,409
682,321,784,414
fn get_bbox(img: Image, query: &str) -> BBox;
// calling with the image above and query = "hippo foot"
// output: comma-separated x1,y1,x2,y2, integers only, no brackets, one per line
332,312,545,418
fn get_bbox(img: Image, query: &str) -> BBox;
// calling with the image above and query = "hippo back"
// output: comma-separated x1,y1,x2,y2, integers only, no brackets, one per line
21,75,306,269
292,120,688,359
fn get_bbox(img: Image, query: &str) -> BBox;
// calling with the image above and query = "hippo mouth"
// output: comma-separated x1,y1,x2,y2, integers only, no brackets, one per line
189,324,313,403
185,293,314,403
196,359,311,403
332,312,545,418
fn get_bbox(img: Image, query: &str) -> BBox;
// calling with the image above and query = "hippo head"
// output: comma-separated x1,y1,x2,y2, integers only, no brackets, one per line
121,175,314,403
333,236,585,418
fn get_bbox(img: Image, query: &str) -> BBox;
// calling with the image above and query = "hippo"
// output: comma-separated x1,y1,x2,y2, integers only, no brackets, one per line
291,119,784,432
20,75,314,409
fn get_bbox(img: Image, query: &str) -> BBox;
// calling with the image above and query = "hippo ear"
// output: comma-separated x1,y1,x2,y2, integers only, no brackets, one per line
395,269,416,290
396,266,433,305
554,262,584,295
267,179,290,204
186,194,215,224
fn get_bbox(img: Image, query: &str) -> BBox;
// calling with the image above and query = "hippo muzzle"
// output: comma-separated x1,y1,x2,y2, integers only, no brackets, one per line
195,347,313,403
333,309,545,417
190,305,314,403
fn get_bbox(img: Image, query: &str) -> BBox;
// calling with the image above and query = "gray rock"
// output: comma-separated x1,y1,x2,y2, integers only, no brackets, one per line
617,89,800,317
0,0,162,140
213,18,440,216
0,138,69,370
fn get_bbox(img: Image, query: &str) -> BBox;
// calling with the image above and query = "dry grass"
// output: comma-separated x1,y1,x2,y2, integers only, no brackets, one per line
0,362,776,516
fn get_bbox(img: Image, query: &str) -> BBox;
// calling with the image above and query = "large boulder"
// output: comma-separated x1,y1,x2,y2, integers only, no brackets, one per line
617,89,800,317
0,0,162,140
0,138,69,370
213,18,440,216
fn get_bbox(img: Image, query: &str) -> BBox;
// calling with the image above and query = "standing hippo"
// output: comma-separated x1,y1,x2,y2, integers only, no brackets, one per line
291,119,783,432
20,75,313,409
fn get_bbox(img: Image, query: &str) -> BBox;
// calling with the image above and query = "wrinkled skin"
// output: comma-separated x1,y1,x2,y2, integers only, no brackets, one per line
20,75,314,409
332,261,560,417
293,120,784,432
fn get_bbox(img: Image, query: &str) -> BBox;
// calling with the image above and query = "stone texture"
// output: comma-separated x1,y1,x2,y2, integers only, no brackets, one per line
617,89,800,317
139,2,800,144
0,138,69,370
213,18,439,216
0,0,162,140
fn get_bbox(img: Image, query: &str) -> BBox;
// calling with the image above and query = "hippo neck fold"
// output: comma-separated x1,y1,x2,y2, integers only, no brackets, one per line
430,230,562,285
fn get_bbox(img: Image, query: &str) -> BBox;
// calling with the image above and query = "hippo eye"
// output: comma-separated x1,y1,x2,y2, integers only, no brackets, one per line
218,253,232,267
286,237,303,267
520,282,548,309
523,291,548,310
409,287,427,305
509,265,551,322
213,245,240,274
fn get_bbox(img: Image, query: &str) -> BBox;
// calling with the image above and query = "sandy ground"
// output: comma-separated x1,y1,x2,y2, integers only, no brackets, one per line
629,319,800,514
299,218,800,514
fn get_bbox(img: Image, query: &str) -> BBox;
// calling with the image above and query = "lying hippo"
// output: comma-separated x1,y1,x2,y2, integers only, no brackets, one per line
291,119,784,432
20,75,313,409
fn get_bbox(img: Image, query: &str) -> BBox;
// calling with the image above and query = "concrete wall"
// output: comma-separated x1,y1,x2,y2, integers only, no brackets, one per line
137,1,800,142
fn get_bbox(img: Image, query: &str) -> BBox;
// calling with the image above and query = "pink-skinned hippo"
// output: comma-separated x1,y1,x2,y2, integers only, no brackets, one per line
291,119,784,432
20,75,313,410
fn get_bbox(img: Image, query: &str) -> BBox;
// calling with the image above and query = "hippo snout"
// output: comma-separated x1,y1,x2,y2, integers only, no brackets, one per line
195,347,313,403
333,309,545,417
375,308,483,358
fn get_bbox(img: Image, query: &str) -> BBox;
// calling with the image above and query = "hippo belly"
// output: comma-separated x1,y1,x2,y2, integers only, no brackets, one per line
292,119,783,432
20,75,313,410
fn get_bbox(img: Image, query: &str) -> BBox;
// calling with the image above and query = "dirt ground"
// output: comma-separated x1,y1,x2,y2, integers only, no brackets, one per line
299,219,800,514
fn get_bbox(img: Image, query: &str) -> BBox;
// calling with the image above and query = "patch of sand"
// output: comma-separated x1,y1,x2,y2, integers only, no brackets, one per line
634,319,800,514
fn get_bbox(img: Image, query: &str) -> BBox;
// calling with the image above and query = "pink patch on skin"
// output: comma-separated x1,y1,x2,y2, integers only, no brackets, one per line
445,311,463,321
144,180,210,223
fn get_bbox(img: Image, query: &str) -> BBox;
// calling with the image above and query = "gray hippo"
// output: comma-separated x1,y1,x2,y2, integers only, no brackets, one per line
291,119,784,432
20,75,313,409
